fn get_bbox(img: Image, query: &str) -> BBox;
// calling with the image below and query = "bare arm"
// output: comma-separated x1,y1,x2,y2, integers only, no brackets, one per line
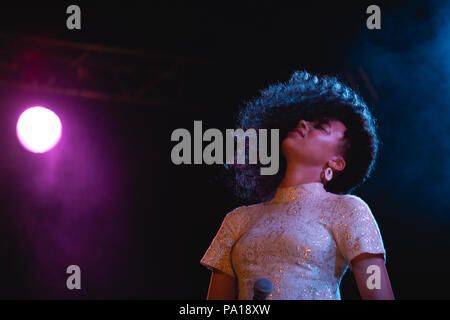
206,269,238,300
351,253,394,300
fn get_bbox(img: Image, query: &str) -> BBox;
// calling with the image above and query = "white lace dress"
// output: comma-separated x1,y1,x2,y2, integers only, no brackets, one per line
200,182,385,300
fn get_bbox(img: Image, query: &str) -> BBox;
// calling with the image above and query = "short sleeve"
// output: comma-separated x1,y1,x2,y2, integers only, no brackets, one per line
333,195,386,267
200,207,244,277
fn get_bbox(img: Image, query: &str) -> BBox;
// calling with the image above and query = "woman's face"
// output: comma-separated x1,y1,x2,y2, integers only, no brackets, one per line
281,118,347,167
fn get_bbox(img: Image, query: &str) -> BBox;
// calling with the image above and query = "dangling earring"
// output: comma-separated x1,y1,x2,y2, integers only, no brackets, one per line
324,167,333,182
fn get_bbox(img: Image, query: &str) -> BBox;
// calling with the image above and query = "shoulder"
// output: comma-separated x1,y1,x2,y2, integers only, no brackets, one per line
228,202,266,214
224,205,246,220
338,194,371,211
332,193,374,222
224,202,264,224
223,204,251,223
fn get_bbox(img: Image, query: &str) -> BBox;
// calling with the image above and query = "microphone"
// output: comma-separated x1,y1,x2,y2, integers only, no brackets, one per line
253,277,273,300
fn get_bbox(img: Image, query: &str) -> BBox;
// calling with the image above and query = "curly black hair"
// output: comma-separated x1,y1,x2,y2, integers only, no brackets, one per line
225,70,379,204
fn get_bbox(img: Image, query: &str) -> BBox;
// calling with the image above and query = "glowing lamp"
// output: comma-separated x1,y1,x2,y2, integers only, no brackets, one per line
16,106,62,153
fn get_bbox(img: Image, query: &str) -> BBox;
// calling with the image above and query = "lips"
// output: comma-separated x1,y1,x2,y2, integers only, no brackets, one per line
288,130,300,138
288,127,303,138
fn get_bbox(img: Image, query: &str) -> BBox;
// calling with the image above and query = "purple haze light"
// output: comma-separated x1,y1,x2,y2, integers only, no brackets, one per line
16,106,63,153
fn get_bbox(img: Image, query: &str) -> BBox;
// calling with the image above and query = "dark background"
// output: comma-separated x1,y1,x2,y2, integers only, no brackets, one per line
0,0,449,299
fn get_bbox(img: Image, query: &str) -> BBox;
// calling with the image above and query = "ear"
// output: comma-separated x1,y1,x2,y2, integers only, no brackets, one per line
328,156,346,172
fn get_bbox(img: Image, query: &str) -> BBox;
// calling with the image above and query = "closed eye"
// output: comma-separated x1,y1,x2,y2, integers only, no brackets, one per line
315,123,330,132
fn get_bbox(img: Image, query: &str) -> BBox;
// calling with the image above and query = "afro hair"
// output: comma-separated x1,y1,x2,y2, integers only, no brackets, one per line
225,70,379,204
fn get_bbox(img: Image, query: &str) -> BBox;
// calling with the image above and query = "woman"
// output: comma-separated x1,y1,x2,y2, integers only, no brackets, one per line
200,71,394,300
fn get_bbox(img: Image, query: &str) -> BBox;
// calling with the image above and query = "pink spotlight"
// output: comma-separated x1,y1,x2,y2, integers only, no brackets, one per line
16,106,62,153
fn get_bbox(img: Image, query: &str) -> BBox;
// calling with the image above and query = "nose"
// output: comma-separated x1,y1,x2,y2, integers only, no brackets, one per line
297,119,310,137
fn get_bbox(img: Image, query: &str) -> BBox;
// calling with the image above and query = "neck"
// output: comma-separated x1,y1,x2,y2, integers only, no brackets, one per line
279,162,323,188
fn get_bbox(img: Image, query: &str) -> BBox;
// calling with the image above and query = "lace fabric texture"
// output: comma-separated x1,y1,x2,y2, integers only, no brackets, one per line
200,182,385,300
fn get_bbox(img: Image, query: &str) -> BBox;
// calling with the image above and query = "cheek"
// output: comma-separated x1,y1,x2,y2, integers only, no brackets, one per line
303,134,337,158
312,136,340,157
310,132,334,146
281,135,338,163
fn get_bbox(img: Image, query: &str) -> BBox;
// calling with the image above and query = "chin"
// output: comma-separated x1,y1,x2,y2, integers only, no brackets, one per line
281,137,294,153
281,137,305,160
